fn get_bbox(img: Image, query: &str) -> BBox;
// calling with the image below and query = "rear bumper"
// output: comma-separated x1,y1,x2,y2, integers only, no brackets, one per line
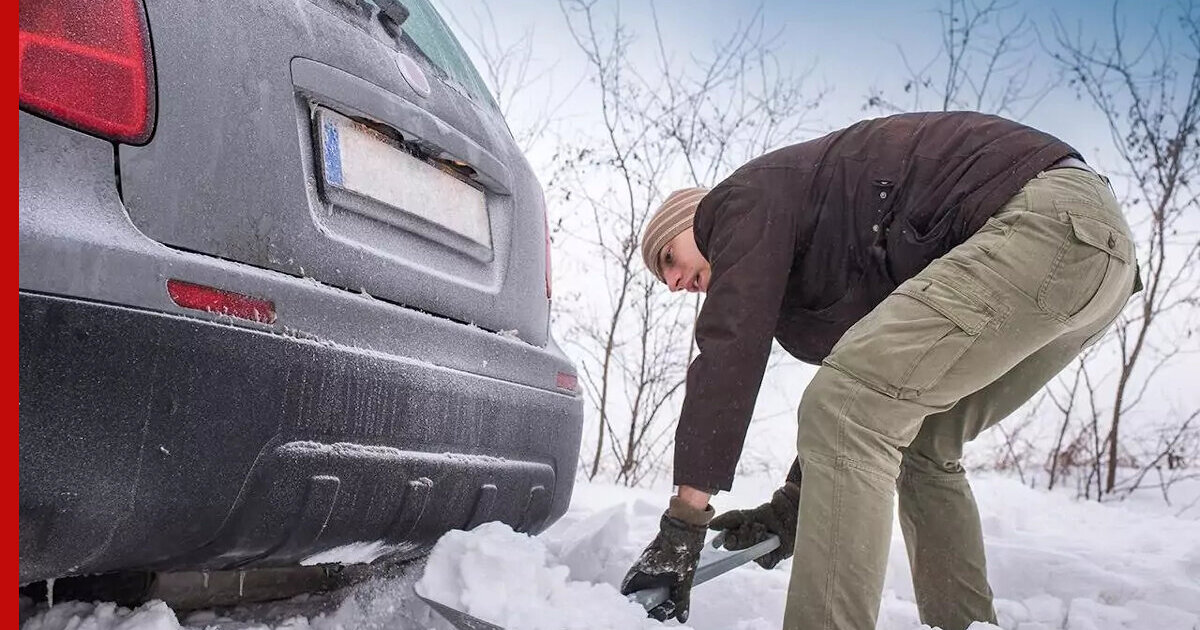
19,291,583,583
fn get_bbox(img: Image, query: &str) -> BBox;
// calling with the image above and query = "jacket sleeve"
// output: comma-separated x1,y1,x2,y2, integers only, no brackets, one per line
786,456,802,486
673,180,797,491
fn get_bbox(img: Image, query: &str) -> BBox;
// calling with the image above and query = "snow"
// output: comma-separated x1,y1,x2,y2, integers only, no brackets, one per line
21,474,1200,630
300,542,398,567
415,522,663,630
23,601,181,630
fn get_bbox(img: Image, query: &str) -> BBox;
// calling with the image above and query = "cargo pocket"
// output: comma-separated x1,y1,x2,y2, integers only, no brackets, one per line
976,214,1017,258
826,277,994,400
1038,206,1130,321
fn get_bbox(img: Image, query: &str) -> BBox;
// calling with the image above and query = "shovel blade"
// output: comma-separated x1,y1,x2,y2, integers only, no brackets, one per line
417,592,507,630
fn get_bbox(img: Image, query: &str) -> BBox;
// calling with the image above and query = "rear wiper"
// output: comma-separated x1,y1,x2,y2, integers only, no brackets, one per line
330,0,409,42
375,0,410,37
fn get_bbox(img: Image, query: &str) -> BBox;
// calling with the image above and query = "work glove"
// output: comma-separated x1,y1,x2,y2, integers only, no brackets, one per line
708,481,800,569
620,496,714,622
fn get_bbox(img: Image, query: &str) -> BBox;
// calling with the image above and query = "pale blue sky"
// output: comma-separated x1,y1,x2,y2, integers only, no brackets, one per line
438,0,1181,173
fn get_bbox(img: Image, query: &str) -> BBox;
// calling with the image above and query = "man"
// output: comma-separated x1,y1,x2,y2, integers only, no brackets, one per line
619,111,1138,630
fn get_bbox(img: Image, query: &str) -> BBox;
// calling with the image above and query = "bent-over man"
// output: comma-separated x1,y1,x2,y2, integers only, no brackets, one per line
620,111,1139,630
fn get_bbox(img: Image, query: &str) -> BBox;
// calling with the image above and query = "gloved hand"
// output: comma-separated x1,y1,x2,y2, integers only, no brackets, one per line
708,481,799,569
620,496,714,622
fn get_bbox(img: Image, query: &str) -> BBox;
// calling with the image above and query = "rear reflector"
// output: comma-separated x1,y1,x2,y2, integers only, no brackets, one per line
18,0,156,144
167,279,276,324
556,371,578,392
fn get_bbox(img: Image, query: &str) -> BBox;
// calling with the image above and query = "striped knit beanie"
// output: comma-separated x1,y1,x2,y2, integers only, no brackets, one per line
641,187,708,281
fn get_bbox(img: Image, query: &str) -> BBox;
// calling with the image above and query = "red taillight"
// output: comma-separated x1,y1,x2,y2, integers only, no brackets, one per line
544,212,553,300
167,280,276,324
556,371,578,392
18,0,155,144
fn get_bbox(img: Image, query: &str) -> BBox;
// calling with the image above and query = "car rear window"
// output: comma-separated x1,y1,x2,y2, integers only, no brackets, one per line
403,0,498,111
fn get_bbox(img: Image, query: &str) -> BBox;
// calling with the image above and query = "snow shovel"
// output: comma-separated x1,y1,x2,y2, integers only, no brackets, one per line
418,532,781,630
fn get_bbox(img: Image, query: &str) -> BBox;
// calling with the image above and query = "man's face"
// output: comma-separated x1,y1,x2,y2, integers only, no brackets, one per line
658,228,711,293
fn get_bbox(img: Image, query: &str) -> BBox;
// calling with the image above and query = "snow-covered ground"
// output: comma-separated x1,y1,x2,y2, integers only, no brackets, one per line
21,473,1200,630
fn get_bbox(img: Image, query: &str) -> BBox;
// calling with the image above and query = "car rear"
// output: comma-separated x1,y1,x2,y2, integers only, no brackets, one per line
19,0,583,584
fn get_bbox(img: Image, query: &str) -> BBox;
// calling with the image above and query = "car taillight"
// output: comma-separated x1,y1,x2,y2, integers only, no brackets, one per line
18,0,156,144
555,371,578,393
167,279,277,324
544,212,553,300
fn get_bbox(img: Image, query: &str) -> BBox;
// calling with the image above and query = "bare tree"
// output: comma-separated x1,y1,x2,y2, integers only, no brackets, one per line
1044,357,1088,490
551,0,824,485
612,279,694,486
644,4,826,367
1049,0,1200,497
1109,410,1200,497
440,1,579,153
549,0,677,484
865,0,1055,117
642,4,826,184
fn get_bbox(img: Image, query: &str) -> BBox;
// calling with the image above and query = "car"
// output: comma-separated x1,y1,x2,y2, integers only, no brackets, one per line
18,0,583,594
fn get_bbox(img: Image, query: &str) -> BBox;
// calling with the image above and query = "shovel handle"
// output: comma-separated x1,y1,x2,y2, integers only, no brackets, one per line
627,533,781,614
626,584,672,614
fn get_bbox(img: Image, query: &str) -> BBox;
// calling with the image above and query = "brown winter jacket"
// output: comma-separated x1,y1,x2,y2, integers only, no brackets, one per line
677,111,1076,491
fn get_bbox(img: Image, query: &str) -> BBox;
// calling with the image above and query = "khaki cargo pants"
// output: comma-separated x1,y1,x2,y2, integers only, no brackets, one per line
785,168,1137,630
